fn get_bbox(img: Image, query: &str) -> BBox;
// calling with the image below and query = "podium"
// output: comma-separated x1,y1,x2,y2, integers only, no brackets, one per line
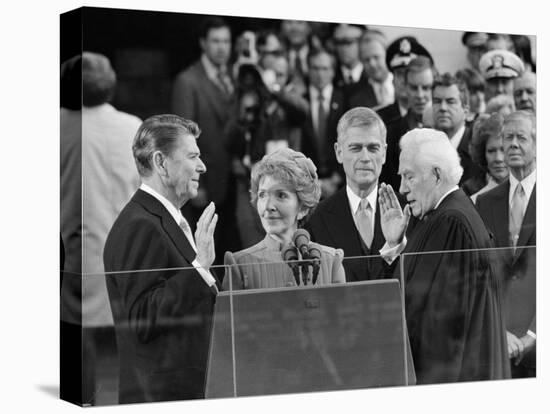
206,279,415,398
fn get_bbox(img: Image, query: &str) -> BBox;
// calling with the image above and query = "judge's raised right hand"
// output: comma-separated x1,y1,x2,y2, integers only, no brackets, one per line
378,183,410,247
195,202,218,270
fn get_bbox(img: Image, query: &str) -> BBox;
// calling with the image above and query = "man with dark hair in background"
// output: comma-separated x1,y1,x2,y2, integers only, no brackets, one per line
172,16,240,261
301,49,346,199
377,37,433,125
382,55,436,190
359,31,394,109
431,73,481,185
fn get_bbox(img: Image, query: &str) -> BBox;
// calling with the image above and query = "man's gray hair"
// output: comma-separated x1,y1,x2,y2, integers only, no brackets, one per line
336,107,387,144
503,110,536,141
400,128,463,185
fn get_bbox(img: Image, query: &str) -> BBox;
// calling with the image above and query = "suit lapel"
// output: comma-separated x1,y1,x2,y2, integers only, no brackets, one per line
323,189,364,256
457,126,471,158
195,62,232,125
372,197,385,251
490,181,511,248
514,185,536,262
133,189,197,264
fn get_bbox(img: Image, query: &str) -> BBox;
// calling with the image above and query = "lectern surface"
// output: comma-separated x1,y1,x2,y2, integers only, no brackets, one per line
206,279,414,398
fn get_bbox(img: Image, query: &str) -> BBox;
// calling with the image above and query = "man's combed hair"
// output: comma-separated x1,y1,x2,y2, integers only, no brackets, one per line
400,128,464,185
433,72,470,108
199,16,230,39
337,107,387,144
132,114,201,177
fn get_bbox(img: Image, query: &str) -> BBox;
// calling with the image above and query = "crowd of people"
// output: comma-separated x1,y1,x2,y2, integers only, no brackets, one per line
60,16,536,405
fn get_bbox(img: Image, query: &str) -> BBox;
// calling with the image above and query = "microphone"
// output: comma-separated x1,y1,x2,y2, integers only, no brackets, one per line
293,229,311,260
308,245,321,284
281,243,300,285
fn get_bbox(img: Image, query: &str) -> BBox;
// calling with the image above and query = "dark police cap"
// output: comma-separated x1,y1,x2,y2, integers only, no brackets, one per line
385,36,433,71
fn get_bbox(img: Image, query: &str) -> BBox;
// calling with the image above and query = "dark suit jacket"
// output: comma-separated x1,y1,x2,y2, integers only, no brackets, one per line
342,70,378,110
304,187,393,282
381,110,420,191
301,86,346,179
377,101,403,125
104,189,217,403
455,124,483,186
172,60,235,205
476,181,536,370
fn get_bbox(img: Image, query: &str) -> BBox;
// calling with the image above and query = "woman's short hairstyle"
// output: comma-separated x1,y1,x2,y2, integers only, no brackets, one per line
336,107,387,145
470,113,504,168
400,128,463,185
132,114,201,177
250,148,321,222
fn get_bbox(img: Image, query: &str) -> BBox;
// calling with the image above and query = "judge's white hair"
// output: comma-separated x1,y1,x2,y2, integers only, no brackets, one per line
400,128,463,185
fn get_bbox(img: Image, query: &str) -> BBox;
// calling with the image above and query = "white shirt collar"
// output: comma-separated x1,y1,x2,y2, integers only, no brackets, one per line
346,184,378,215
140,183,183,226
201,54,227,81
448,124,466,149
509,169,536,206
434,185,459,210
341,63,364,83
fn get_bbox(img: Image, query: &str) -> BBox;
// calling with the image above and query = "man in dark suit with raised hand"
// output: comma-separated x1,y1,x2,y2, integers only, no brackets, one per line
305,107,393,282
104,115,219,404
476,110,536,378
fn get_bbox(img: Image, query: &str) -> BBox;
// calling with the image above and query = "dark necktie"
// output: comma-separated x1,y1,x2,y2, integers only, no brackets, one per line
217,69,231,95
317,92,327,142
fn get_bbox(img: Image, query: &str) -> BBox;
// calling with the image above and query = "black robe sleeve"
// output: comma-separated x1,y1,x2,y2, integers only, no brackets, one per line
404,210,509,383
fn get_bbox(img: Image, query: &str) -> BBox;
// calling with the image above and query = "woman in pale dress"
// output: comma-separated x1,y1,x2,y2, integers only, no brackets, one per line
222,148,345,290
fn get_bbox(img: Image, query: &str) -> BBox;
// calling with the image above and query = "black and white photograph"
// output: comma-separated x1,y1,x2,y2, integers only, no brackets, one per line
3,1,547,413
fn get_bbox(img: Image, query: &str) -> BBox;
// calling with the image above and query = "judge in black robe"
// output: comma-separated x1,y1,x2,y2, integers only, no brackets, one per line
379,128,510,385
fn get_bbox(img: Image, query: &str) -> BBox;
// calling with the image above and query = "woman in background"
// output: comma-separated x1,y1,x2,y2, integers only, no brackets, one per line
223,148,345,290
463,113,509,203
